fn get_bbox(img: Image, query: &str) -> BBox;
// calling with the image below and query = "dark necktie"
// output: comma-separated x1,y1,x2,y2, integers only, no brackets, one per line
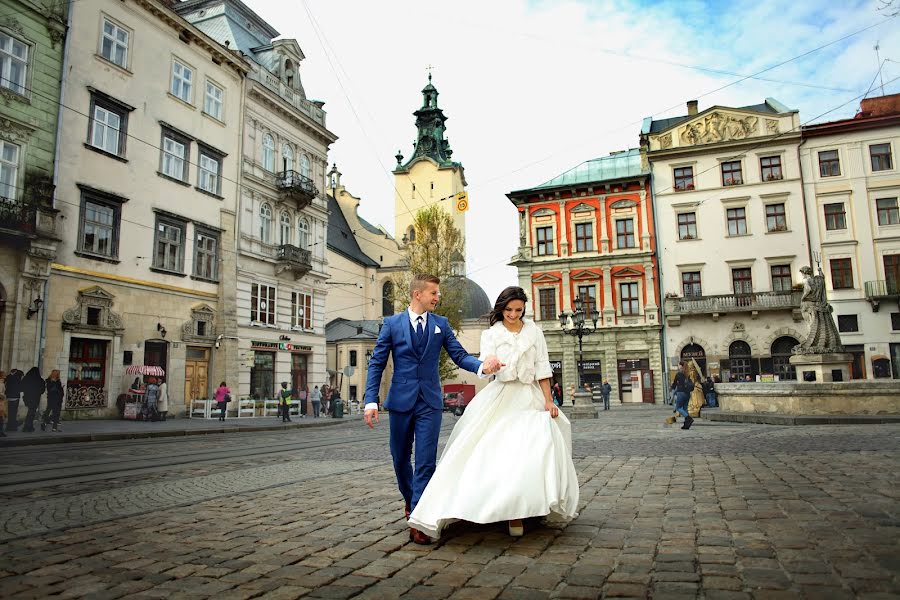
416,316,424,340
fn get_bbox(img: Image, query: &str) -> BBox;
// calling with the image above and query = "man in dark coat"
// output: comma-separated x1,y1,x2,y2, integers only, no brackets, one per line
21,367,46,433
5,369,22,431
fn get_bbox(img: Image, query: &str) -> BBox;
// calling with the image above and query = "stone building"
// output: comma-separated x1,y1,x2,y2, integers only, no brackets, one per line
44,0,247,415
176,0,337,403
642,99,808,382
0,0,66,373
800,93,900,379
508,148,664,403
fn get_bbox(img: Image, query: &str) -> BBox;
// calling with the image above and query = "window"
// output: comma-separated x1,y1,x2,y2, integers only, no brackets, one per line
259,203,272,243
577,285,596,317
677,212,697,240
760,155,782,181
885,254,900,293
770,265,792,292
382,281,394,317
153,217,185,272
870,143,893,172
876,198,899,226
574,222,593,252
536,226,553,256
766,203,787,232
88,93,129,157
300,154,310,179
171,59,193,103
824,203,846,231
830,258,853,289
78,190,121,259
281,144,293,173
538,288,556,321
892,313,900,331
197,148,221,195
298,217,309,249
837,314,858,333
193,228,218,280
616,219,635,249
727,207,747,236
291,291,312,329
251,283,276,325
203,80,223,120
818,150,840,177
100,18,128,68
160,128,189,181
620,282,639,315
348,350,358,367
682,271,702,297
262,134,275,171
0,141,19,200
0,32,28,95
280,211,291,245
729,341,752,380
732,268,753,295
674,166,694,191
721,160,742,186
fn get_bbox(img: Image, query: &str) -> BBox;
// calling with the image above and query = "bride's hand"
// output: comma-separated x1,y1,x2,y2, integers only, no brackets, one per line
544,400,559,418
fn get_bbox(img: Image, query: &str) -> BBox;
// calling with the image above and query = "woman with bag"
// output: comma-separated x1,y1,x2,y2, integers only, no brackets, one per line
214,381,230,421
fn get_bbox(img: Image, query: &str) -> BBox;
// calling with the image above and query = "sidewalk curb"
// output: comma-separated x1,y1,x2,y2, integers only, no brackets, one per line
706,411,900,426
0,418,353,448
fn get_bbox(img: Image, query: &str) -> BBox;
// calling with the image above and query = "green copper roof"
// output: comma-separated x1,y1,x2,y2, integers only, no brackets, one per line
531,148,646,191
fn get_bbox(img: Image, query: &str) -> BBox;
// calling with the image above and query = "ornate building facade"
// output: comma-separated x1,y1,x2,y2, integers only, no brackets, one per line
800,93,900,379
508,148,664,403
643,99,809,382
0,0,66,373
177,0,337,403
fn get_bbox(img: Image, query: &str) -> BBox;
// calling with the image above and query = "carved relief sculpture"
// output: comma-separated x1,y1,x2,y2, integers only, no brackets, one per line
659,133,672,149
678,112,760,146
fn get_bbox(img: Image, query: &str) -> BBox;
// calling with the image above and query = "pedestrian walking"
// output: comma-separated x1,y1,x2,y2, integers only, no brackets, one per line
310,385,322,418
157,378,169,421
214,381,230,421
143,377,160,421
322,385,332,417
40,370,65,432
279,382,293,422
600,379,612,411
331,387,342,417
551,381,561,407
298,385,308,419
20,367,45,432
0,371,7,437
5,369,22,431
667,362,693,429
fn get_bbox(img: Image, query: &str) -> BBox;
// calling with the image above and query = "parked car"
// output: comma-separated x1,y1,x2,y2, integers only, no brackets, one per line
442,392,467,415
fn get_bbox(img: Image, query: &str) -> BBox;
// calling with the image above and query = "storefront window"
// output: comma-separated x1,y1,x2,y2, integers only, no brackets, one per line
250,351,275,399
66,338,108,409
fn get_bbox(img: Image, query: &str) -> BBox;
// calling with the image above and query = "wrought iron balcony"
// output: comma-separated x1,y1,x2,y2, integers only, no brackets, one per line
0,199,37,237
864,280,900,311
276,170,318,208
275,244,312,279
665,290,801,325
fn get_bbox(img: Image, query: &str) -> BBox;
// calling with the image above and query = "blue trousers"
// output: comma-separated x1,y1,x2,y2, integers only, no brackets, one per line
705,392,717,408
674,391,690,418
389,400,442,511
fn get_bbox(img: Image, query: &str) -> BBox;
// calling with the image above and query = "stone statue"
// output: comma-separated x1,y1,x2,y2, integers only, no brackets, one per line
793,266,844,355
518,211,526,246
686,359,705,418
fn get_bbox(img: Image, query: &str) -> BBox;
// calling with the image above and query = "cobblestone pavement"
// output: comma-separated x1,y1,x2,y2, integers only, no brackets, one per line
0,405,898,599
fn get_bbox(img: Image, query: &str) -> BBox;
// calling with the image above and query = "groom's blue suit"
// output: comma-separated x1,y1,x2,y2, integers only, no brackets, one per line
365,311,482,510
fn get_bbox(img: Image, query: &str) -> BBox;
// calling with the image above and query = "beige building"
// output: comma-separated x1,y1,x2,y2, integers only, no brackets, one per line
642,99,809,382
800,94,900,379
177,0,337,404
45,0,248,415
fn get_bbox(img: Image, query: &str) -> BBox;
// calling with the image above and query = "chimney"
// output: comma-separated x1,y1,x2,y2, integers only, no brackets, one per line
687,100,698,116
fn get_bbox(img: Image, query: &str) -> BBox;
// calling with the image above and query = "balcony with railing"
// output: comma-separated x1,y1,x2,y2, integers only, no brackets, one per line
276,170,318,209
0,199,37,239
665,290,802,325
275,244,312,279
864,279,900,311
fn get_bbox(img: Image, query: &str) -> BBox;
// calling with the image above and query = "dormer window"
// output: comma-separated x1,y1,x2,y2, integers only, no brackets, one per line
284,58,295,88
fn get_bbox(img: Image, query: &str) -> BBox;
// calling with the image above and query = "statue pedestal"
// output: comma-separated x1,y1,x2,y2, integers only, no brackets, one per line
564,391,598,420
789,353,854,383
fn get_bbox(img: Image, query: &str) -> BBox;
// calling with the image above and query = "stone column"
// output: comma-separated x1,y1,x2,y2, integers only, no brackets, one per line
640,190,651,251
599,196,610,253
557,199,568,256
602,266,615,326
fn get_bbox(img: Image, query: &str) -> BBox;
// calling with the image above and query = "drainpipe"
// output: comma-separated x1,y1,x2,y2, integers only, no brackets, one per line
649,165,670,400
796,138,814,267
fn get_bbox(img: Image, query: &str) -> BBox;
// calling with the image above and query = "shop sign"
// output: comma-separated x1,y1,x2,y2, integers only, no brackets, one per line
549,361,562,371
617,358,649,370
251,341,312,352
578,360,601,370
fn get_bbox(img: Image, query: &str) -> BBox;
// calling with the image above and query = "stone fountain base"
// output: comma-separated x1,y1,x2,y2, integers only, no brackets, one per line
789,352,854,382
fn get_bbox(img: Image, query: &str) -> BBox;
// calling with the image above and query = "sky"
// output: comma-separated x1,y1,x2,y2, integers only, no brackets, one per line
248,0,899,305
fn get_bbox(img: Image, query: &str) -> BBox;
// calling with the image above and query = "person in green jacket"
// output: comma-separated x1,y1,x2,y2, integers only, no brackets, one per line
279,382,293,423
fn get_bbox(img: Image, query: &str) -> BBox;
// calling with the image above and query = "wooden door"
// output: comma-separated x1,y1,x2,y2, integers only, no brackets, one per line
184,359,209,407
641,370,654,403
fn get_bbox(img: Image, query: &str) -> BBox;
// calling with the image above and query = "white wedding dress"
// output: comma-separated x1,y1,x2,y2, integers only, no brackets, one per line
408,320,579,539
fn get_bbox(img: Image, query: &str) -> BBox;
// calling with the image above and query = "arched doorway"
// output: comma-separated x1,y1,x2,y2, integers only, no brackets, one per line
771,336,798,381
728,340,753,381
382,281,394,317
680,343,707,375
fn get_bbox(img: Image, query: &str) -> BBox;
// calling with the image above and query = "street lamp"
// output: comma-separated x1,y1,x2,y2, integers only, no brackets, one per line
558,295,600,389
365,349,372,367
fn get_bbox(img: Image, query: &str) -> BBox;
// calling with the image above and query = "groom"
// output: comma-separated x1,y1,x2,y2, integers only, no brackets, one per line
365,273,502,544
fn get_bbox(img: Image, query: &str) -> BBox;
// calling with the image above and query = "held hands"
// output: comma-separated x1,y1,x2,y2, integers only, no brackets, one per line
544,400,559,418
364,408,379,429
482,355,505,375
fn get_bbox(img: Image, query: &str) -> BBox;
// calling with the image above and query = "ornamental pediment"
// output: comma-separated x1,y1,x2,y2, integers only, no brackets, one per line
571,269,600,281
654,110,780,150
613,267,643,277
532,273,561,283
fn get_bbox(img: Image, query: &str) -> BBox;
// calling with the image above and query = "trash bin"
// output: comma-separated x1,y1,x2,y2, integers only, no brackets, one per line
333,399,343,418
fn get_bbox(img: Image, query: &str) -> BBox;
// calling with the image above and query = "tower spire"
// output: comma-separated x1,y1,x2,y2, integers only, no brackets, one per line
396,74,455,170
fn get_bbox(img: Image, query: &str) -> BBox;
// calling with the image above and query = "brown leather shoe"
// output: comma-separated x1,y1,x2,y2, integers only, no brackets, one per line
405,502,411,519
409,527,432,545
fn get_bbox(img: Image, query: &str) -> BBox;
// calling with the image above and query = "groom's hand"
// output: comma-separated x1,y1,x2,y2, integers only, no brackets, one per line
482,356,505,375
364,408,379,429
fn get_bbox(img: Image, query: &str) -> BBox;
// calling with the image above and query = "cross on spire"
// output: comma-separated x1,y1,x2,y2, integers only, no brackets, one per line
426,64,434,82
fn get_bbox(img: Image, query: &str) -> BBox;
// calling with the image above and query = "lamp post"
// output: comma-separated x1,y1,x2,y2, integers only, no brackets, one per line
558,296,600,419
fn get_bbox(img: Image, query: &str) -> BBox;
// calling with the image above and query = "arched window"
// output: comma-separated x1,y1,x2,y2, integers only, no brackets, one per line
259,203,272,243
262,134,275,171
284,58,294,88
405,225,416,243
680,343,706,376
281,144,293,174
771,336,798,381
300,154,311,179
382,281,394,317
298,217,310,249
728,340,753,381
280,211,291,245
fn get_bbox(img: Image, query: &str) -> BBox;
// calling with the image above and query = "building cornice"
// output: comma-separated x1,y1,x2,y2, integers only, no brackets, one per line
647,132,801,161
247,81,338,146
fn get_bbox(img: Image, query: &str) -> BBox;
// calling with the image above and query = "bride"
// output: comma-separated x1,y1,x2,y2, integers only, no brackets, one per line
408,286,579,539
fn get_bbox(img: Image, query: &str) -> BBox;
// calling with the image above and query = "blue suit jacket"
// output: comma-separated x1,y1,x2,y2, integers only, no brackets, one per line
365,312,482,412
